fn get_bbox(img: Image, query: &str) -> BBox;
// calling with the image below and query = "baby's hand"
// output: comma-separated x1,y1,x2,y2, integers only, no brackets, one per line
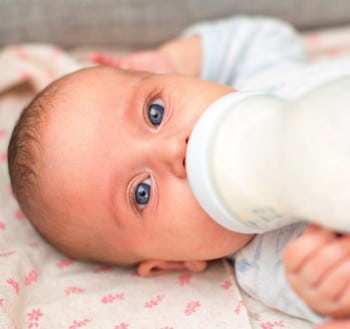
89,50,176,74
90,36,201,77
283,225,350,318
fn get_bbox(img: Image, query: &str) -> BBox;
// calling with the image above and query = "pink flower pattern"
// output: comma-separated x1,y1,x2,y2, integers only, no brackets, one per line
15,209,25,221
56,259,75,269
144,294,165,308
114,322,128,329
65,286,86,296
27,309,43,322
234,300,245,315
101,292,125,304
0,222,5,230
221,279,232,290
24,270,39,286
7,278,20,294
27,308,43,329
178,272,192,286
260,321,285,329
184,300,200,316
68,319,91,329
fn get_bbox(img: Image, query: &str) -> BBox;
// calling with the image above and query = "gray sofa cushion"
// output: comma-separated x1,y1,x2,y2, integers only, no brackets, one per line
2,0,350,48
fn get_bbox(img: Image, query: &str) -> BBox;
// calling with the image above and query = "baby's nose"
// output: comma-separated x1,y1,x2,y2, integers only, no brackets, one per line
161,133,188,178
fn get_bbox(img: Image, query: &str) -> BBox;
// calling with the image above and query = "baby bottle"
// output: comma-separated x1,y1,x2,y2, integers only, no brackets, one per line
186,77,350,233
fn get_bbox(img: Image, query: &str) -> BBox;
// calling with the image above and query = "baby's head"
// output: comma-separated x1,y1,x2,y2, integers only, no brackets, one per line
8,67,253,275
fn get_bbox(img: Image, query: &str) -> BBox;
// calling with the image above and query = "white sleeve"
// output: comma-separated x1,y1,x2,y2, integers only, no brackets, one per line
183,16,307,91
234,224,327,323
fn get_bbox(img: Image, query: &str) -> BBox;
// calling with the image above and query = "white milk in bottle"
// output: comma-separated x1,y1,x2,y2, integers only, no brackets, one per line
186,77,350,233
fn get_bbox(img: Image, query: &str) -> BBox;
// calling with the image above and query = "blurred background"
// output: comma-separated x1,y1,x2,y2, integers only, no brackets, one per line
1,0,350,48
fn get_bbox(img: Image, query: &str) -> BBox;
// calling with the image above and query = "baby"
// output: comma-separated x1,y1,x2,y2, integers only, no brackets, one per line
7,15,350,327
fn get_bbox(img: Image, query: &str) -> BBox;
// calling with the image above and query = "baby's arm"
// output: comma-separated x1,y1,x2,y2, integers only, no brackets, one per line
90,35,201,77
92,16,306,90
283,225,350,319
179,15,306,89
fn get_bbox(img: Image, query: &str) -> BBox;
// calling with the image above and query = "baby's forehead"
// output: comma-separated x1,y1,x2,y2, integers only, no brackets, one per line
65,66,148,86
42,67,155,132
42,66,144,145
51,67,149,105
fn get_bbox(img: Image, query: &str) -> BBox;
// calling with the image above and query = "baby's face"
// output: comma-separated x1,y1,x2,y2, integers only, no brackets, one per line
39,67,253,264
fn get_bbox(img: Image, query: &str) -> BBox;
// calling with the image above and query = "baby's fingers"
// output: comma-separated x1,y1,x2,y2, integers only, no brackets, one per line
289,235,350,287
287,235,350,318
283,225,336,272
89,52,123,67
320,263,350,318
287,263,350,318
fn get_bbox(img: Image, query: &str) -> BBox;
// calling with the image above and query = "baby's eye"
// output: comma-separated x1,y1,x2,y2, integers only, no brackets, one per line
147,99,164,127
134,178,151,209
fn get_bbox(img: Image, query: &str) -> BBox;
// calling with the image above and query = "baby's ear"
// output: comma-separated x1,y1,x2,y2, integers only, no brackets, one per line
137,260,208,277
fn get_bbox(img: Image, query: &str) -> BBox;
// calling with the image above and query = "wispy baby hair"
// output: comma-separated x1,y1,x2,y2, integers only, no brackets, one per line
7,84,57,217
